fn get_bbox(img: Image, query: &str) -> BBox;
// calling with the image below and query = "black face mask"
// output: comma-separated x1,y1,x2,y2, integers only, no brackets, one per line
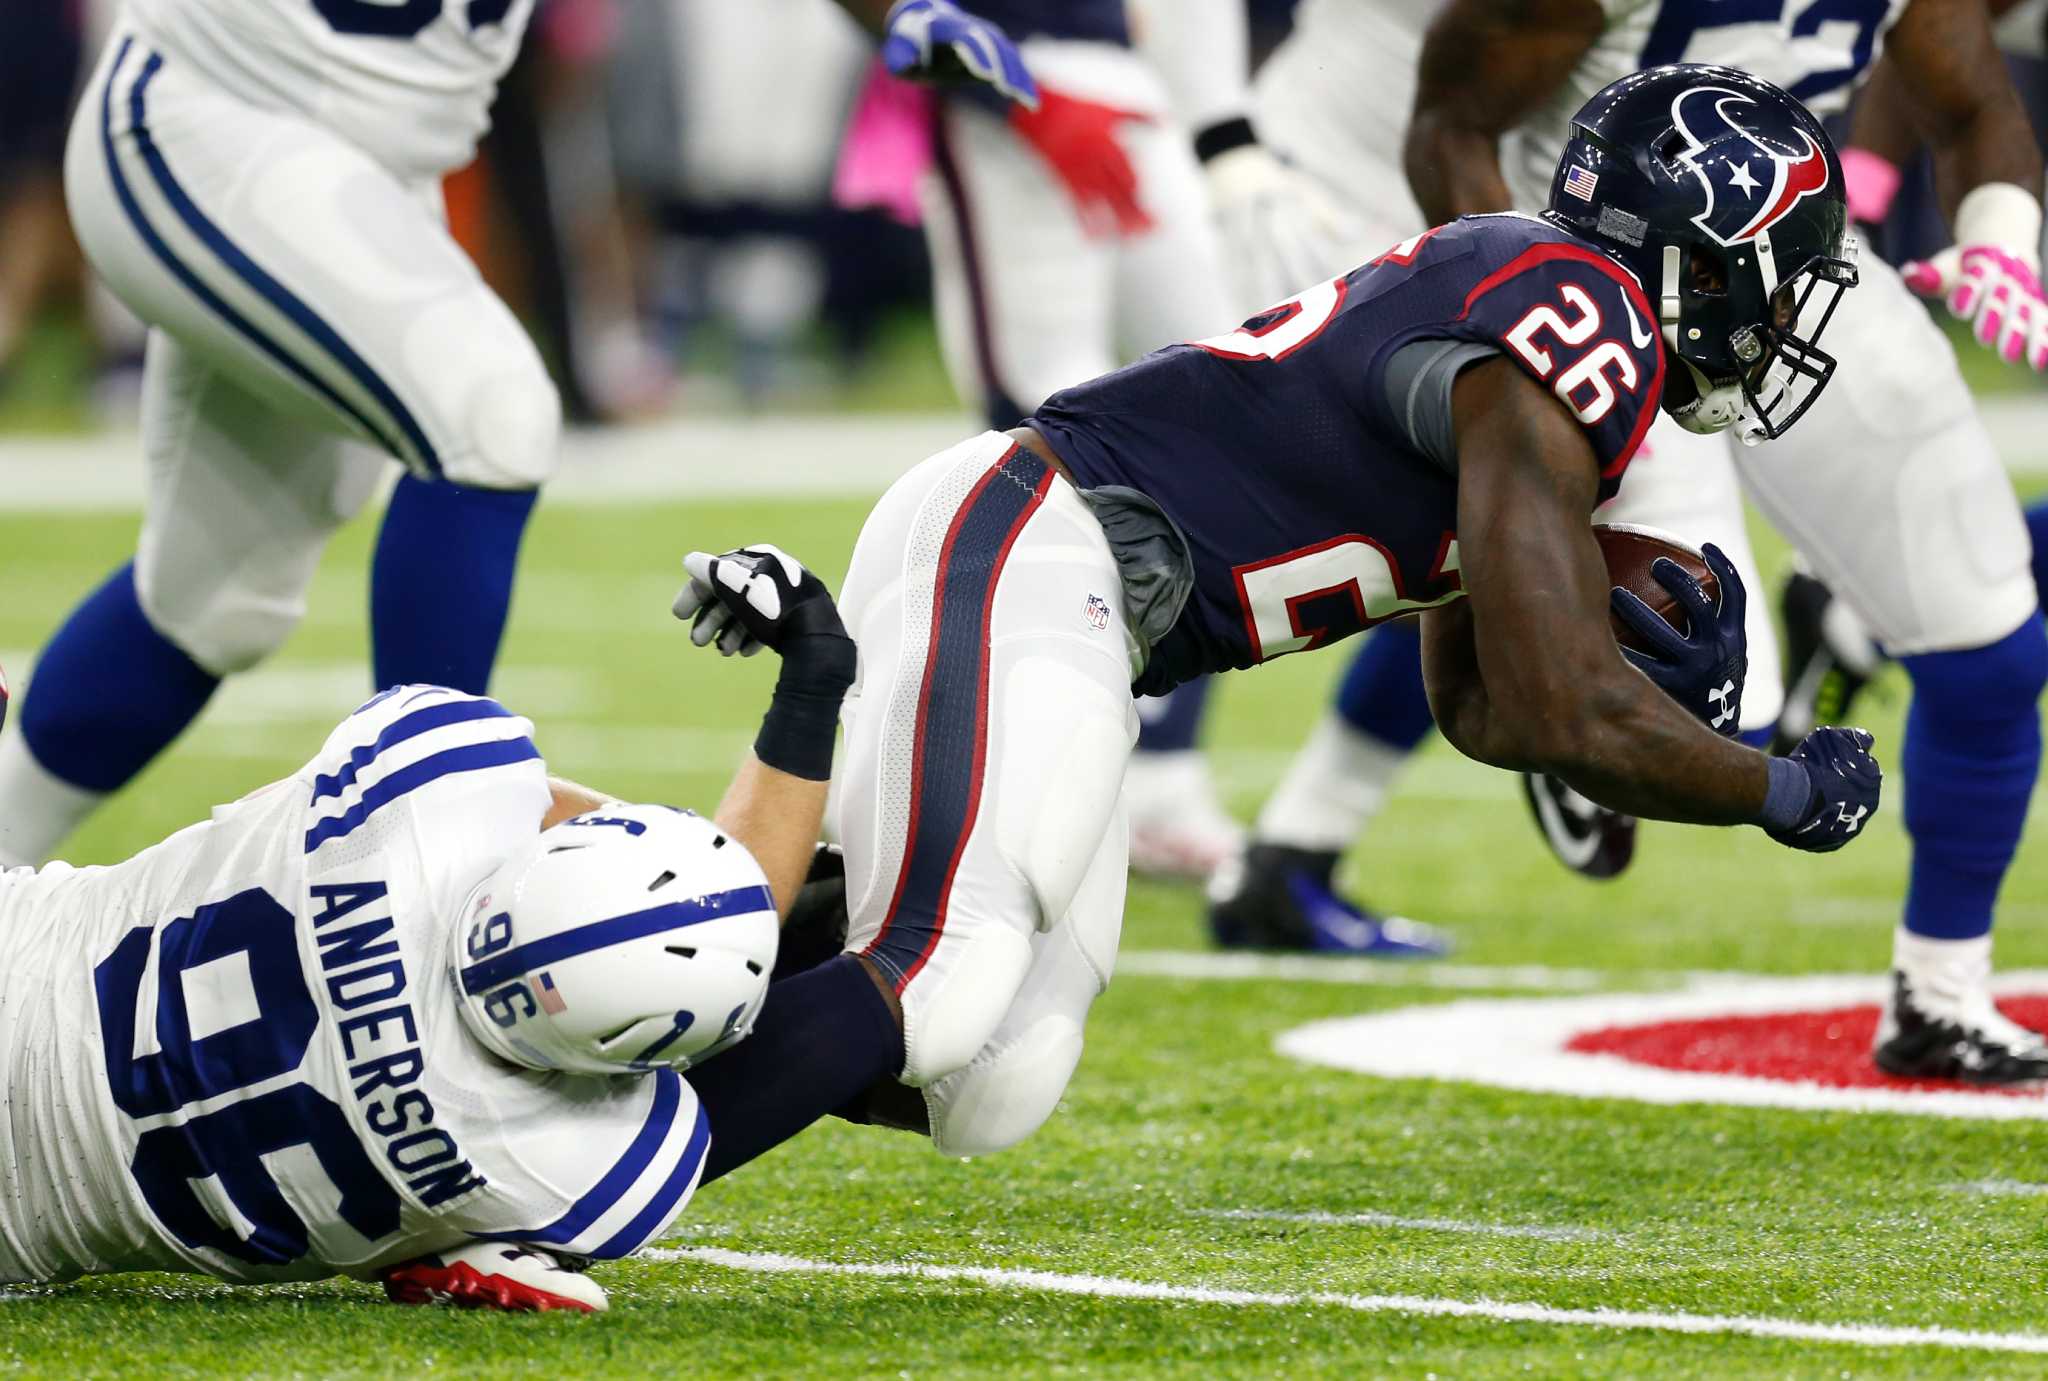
1734,252,1859,441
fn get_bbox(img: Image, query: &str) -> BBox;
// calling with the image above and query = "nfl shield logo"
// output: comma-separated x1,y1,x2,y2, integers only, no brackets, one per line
1085,594,1111,631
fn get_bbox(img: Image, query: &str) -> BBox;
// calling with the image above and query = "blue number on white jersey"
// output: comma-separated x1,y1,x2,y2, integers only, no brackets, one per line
313,0,515,39
1639,0,1895,103
94,888,402,1265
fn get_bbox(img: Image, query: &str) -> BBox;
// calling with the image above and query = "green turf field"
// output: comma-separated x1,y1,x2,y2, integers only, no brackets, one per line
2,480,2046,1379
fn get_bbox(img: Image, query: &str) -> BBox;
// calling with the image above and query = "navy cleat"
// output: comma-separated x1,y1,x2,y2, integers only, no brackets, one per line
1205,843,1450,956
1873,971,2048,1085
1521,772,1635,880
1774,569,1886,755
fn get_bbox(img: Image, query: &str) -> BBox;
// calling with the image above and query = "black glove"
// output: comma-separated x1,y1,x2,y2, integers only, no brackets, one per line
673,544,849,656
673,545,856,780
1758,726,1883,853
1610,542,1747,736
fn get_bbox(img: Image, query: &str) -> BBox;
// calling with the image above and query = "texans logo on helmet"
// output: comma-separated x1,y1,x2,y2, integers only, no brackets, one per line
1670,85,1830,248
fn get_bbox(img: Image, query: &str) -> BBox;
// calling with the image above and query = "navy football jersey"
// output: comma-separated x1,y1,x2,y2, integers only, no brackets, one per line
1029,212,1665,694
966,0,1128,45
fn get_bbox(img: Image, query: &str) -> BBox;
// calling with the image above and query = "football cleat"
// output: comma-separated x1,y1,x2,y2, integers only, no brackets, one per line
1773,569,1886,754
1206,843,1450,956
1124,750,1246,882
382,1242,608,1313
1521,773,1635,880
1872,970,2048,1085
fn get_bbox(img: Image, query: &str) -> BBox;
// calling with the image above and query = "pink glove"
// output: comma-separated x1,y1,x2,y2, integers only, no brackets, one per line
1905,244,2048,370
1008,86,1154,238
833,61,937,227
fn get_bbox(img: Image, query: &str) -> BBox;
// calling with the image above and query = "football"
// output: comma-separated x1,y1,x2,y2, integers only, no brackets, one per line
1594,522,1718,652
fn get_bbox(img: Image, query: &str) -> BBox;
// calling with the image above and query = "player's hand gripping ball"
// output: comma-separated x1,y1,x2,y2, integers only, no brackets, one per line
1596,525,1747,736
672,545,848,657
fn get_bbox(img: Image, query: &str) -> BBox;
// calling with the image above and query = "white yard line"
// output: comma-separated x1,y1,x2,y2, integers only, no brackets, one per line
1114,950,1694,992
1950,1179,2048,1198
646,1246,2048,1355
1198,1207,1609,1242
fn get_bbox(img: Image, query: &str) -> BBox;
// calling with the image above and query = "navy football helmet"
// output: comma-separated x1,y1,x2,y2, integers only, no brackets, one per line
1545,64,1857,442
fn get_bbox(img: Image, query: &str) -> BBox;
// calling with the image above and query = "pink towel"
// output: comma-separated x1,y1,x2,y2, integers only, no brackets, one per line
833,60,937,227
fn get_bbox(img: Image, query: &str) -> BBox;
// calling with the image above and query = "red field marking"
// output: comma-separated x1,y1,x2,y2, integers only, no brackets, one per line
1566,996,2048,1097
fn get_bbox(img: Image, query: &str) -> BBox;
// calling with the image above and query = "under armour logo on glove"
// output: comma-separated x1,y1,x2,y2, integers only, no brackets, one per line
673,545,848,657
1768,726,1883,854
881,0,1038,109
1609,543,1748,738
1708,679,1736,731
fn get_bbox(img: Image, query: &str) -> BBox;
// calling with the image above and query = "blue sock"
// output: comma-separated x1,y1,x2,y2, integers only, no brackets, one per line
2027,500,2048,606
370,476,538,694
1135,677,1213,753
1334,622,1435,751
1897,617,2048,942
20,562,220,792
689,955,904,1183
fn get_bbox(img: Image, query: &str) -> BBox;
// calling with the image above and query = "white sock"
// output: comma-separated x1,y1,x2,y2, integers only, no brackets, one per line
0,727,108,866
1254,712,1410,854
1891,926,1992,1005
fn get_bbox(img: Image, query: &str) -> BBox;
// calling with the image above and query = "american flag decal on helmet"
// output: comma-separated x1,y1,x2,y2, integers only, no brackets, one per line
534,971,567,1015
1563,165,1599,201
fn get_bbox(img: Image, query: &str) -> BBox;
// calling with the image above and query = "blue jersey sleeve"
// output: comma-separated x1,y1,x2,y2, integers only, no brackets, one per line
1451,240,1666,495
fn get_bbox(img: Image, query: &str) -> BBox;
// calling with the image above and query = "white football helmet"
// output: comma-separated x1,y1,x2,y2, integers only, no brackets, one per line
450,804,779,1075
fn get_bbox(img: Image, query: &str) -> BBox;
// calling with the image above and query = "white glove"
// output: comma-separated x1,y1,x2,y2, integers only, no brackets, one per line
1204,143,1362,313
1903,182,2048,371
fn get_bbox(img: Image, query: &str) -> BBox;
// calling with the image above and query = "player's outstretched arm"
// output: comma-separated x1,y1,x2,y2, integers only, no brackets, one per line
1404,0,1604,223
1429,360,1880,845
673,546,858,919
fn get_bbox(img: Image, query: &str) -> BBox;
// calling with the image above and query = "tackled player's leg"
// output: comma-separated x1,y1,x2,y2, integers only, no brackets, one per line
835,430,1138,1148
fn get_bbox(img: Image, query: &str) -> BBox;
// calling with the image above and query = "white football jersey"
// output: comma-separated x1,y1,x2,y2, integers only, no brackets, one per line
1257,0,1909,238
0,687,710,1286
119,0,535,179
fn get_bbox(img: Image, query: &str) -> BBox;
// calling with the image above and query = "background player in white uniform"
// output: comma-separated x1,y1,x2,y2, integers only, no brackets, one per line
0,540,872,1312
0,0,1038,871
907,0,1303,878
1220,0,2048,1081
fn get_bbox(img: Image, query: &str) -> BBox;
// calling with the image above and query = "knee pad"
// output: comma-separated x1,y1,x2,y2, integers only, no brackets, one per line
924,917,1109,1157
409,293,561,490
897,924,1035,1087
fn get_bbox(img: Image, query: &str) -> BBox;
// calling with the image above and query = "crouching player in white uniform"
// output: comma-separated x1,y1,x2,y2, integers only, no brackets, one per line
0,549,875,1313
0,0,1038,870
671,66,1883,1166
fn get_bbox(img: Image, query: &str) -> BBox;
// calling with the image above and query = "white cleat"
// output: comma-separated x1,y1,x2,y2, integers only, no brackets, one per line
1123,750,1246,882
381,1241,609,1313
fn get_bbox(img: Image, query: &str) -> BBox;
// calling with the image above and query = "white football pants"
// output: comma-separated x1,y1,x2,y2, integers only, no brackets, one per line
835,431,1137,1157
919,38,1233,423
64,28,559,675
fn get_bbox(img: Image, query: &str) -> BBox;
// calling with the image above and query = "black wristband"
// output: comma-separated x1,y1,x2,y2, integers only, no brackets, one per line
754,635,857,781
1194,116,1258,164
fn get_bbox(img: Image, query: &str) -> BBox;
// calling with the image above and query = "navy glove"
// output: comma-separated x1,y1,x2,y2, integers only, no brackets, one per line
1611,542,1747,736
881,0,1039,109
1758,727,1883,853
